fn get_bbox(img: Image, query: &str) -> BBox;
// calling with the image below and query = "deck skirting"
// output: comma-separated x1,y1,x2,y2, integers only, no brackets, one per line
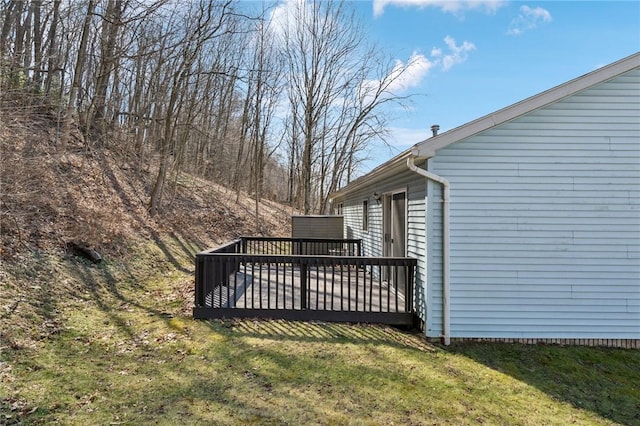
193,307,414,325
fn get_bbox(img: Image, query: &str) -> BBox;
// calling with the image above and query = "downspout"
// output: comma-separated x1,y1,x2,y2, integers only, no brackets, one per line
407,156,451,346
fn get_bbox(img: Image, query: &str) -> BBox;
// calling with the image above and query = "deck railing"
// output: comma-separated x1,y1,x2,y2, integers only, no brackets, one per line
241,236,362,257
193,237,416,325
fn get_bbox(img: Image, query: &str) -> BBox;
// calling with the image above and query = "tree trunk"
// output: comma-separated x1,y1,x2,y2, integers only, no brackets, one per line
31,0,43,89
44,0,61,96
0,1,17,55
149,150,168,216
60,0,94,152
90,0,123,139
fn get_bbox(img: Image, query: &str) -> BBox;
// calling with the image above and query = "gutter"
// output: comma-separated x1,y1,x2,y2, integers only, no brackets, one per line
330,150,413,200
407,155,451,346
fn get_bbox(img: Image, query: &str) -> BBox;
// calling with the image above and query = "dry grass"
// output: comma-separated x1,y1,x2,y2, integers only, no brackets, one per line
0,93,291,353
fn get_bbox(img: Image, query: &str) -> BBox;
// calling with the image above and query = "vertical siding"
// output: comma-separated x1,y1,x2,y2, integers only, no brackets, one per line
338,168,428,323
429,69,640,339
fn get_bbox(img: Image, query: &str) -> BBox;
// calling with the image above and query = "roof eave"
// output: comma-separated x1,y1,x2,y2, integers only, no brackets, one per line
332,52,640,200
330,149,417,200
413,52,640,158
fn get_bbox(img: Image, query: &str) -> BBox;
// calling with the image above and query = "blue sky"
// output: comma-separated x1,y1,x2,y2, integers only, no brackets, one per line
346,0,640,172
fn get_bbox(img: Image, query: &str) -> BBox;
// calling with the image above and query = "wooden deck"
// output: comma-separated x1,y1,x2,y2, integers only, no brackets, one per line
193,237,417,325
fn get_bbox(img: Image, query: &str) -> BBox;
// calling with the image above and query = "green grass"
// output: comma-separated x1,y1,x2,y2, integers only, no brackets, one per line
1,235,639,425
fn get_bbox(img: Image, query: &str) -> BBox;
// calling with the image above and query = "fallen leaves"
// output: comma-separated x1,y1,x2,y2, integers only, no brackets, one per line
0,397,38,424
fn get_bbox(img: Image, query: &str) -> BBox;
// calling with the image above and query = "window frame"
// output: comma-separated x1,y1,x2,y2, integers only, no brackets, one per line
362,199,369,231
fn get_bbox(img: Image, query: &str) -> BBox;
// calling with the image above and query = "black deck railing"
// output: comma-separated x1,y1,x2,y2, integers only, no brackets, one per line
241,236,362,256
193,237,416,325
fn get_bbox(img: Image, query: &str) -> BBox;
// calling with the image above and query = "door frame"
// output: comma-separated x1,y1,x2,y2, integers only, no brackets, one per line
382,187,408,258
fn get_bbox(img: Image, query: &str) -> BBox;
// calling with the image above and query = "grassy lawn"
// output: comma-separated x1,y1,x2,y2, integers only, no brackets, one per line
2,236,639,425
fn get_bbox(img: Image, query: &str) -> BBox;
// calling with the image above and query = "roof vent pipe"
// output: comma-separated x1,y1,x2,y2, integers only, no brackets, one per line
431,124,440,137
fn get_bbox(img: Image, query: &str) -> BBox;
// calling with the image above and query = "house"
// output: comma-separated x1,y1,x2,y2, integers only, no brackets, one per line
330,52,640,347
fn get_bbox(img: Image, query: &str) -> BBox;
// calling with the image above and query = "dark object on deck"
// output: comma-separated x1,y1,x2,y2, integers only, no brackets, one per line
68,241,102,264
291,215,344,242
193,237,416,325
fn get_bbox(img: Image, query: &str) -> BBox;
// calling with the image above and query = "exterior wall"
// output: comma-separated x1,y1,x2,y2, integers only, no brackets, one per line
428,69,640,339
337,167,428,323
425,178,443,337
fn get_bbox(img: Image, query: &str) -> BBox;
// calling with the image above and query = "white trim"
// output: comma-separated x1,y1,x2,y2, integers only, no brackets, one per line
412,52,640,158
407,157,451,346
332,53,640,199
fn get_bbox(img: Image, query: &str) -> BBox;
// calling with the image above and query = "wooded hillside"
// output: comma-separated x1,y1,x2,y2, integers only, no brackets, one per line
0,88,293,361
0,0,418,374
0,92,292,261
1,0,418,215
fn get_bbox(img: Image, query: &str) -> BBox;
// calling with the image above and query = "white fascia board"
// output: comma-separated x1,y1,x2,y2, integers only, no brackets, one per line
336,52,640,197
412,52,640,158
329,150,413,200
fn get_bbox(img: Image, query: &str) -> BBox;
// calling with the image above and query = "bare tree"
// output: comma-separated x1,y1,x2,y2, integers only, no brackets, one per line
279,0,413,214
44,0,62,96
149,0,238,216
230,7,285,228
1,0,415,222
59,0,95,151
87,0,125,138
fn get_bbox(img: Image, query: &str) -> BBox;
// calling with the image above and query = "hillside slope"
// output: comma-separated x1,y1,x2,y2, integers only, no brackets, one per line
0,99,292,349
0,103,291,259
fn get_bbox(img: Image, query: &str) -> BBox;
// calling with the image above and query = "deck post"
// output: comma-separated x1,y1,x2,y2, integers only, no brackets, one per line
300,260,308,310
195,255,204,306
406,262,414,313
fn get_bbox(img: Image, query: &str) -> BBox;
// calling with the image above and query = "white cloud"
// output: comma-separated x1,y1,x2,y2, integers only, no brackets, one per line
388,52,434,93
269,0,306,38
508,5,552,35
373,0,506,18
366,36,474,100
360,52,432,102
439,35,476,71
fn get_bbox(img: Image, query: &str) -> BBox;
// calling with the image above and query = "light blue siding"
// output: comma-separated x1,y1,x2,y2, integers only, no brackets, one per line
428,69,640,339
425,178,443,337
337,167,428,323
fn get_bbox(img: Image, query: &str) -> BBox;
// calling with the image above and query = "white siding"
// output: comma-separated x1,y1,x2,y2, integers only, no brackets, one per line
337,168,428,323
428,69,640,339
